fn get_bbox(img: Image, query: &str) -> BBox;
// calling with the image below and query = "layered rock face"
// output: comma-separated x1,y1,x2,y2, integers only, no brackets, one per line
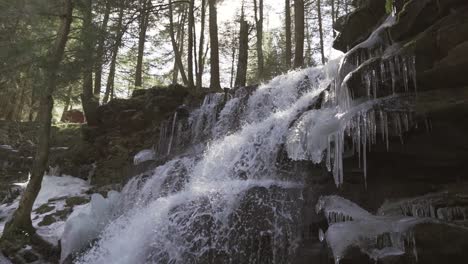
294,0,468,263
0,122,85,203
85,85,199,187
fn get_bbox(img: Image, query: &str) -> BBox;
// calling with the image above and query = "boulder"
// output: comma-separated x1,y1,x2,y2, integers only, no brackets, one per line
333,0,387,52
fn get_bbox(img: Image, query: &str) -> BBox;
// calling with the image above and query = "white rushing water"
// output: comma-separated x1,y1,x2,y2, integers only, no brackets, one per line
61,12,420,263
63,64,339,264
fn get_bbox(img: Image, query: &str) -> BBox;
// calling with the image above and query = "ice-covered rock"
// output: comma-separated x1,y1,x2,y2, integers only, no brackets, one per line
133,149,156,165
60,191,121,262
316,195,433,264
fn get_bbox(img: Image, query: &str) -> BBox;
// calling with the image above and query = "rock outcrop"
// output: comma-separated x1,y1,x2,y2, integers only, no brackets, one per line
293,0,468,263
85,85,200,187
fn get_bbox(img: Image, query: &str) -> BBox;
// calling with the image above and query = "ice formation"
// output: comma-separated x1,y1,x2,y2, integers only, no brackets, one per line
59,10,423,264
286,15,418,187
0,174,90,243
59,65,336,264
316,196,429,264
60,192,121,262
378,192,468,222
133,149,156,165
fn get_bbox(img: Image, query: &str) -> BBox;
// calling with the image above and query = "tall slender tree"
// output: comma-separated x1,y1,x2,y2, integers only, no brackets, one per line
253,0,264,80
135,0,151,88
2,0,73,239
317,0,326,64
208,0,221,91
196,0,207,89
235,7,249,87
169,0,188,85
285,0,292,69
187,0,196,88
81,0,99,126
94,0,111,99
294,0,305,68
103,3,125,104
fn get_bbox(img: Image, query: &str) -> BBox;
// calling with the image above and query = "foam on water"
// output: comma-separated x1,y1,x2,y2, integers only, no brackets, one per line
65,65,335,264
63,13,420,263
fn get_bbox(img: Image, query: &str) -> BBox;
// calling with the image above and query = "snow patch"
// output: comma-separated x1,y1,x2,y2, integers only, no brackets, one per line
0,175,90,244
317,195,432,263
133,149,156,165
60,191,121,263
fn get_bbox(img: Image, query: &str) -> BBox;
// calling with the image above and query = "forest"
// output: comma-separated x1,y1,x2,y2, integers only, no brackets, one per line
1,0,468,263
0,0,352,123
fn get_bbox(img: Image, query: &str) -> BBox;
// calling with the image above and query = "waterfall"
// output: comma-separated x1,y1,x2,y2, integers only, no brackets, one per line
62,14,420,264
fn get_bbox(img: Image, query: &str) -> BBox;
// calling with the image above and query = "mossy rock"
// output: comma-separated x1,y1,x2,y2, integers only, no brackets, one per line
37,207,73,227
34,204,55,215
54,208,73,221
65,196,90,207
21,250,39,263
38,215,57,227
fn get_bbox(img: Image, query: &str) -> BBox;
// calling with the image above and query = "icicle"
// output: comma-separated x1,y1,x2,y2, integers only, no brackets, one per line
372,69,378,99
424,117,430,133
410,56,418,95
389,58,396,94
395,56,401,76
403,113,409,132
380,61,386,83
384,112,389,151
379,110,385,142
319,229,325,242
326,135,332,172
357,115,361,168
402,57,409,92
167,112,178,156
362,114,368,188
364,72,372,98
395,113,403,144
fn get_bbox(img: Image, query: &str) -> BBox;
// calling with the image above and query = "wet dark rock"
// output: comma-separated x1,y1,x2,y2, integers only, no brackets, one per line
21,250,39,263
34,204,55,215
414,223,468,263
333,0,387,52
85,85,203,187
390,0,467,42
65,196,90,207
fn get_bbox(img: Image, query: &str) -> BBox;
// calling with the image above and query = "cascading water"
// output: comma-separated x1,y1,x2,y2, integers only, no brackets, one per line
62,12,421,264
63,64,337,264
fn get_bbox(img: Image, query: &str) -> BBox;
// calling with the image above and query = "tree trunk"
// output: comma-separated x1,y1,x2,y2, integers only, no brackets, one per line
235,11,249,88
208,0,221,91
169,0,188,85
305,15,313,66
28,85,36,122
196,0,207,89
331,0,336,37
285,0,292,69
317,0,326,64
254,0,264,81
172,9,187,84
336,0,341,21
104,4,124,104
294,0,305,69
229,31,237,88
135,0,151,88
94,0,111,99
81,0,99,126
61,85,73,121
2,0,73,238
15,79,27,121
187,0,196,88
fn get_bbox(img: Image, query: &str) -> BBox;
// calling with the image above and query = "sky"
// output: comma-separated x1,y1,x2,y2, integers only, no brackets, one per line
113,0,344,97
218,0,284,30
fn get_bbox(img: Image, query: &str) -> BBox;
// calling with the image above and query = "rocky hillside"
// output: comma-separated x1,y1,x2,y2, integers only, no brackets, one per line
293,0,468,263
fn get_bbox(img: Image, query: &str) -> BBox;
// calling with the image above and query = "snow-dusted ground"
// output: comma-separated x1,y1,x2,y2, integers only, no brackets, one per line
0,175,90,245
0,252,12,264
